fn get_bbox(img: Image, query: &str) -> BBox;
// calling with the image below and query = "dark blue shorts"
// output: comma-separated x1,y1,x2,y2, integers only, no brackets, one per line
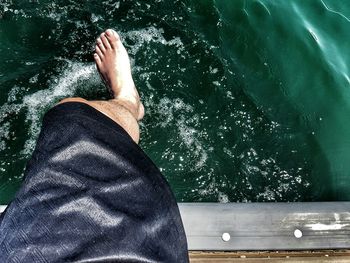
0,102,188,262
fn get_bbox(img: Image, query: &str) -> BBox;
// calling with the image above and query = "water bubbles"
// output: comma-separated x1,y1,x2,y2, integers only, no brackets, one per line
257,188,276,201
7,86,21,103
91,14,101,23
209,66,219,74
0,122,10,151
124,27,184,56
212,81,220,86
29,74,39,84
218,192,229,203
226,91,234,100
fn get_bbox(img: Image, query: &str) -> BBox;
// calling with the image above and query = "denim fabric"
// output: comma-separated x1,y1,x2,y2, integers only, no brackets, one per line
0,102,188,263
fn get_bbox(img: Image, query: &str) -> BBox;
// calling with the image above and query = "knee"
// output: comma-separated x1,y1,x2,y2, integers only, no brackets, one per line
57,97,88,105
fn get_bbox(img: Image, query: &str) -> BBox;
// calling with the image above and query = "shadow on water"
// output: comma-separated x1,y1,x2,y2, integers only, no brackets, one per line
0,0,349,202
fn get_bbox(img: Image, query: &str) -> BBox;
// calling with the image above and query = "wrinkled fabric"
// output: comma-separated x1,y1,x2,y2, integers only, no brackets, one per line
0,102,189,263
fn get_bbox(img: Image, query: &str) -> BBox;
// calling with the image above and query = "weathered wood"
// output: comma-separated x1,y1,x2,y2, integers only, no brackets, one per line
189,250,350,262
179,202,350,250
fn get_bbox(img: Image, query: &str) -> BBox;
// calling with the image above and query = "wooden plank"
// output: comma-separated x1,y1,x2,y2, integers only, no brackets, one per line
178,202,350,251
189,250,350,262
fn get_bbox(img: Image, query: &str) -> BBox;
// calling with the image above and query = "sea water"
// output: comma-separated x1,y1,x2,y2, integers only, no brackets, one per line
0,0,349,203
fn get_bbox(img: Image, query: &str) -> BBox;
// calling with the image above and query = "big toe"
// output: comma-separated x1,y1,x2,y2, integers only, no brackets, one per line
105,29,118,38
105,29,120,48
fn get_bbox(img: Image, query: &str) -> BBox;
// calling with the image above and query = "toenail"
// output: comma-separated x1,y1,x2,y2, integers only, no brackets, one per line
106,29,112,36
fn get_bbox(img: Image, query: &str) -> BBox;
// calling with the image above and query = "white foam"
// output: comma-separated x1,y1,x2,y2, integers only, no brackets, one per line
7,86,21,103
143,95,209,171
177,122,208,169
197,180,216,196
29,74,39,84
240,148,308,201
218,192,229,203
0,122,10,151
123,26,184,56
209,66,219,74
0,61,98,157
256,188,276,201
21,61,97,155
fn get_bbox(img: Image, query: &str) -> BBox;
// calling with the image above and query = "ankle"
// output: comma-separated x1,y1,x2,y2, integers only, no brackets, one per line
109,98,141,120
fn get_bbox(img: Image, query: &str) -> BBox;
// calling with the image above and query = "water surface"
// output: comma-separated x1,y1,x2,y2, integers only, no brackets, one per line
0,0,349,203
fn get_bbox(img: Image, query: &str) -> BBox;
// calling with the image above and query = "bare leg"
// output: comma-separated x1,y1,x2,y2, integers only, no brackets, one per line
58,29,144,143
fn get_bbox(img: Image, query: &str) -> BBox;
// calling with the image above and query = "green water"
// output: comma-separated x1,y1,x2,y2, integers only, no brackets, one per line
0,0,349,204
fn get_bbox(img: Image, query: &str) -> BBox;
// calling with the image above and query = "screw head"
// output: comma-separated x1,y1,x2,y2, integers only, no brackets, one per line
294,229,303,238
222,232,231,242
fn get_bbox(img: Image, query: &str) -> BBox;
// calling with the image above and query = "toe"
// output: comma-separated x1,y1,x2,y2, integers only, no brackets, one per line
105,29,114,37
105,29,120,49
95,45,103,59
106,29,119,39
101,33,112,50
94,53,102,66
96,38,106,52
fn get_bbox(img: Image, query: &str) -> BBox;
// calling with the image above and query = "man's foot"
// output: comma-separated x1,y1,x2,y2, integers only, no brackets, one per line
94,29,144,120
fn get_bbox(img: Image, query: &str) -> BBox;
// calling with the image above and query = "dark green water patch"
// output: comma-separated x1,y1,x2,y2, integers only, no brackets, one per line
0,0,349,203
